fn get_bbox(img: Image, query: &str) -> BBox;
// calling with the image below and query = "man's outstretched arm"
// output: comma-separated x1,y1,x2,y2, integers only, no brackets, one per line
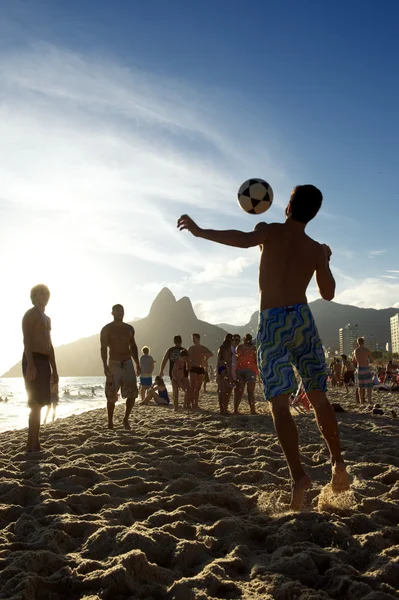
177,215,268,248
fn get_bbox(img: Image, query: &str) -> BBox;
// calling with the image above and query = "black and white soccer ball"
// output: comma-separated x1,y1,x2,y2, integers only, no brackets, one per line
237,178,273,215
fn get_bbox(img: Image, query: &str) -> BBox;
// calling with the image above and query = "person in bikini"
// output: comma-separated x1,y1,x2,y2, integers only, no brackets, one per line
100,304,140,430
234,333,258,414
142,376,170,406
188,333,213,409
216,333,234,414
171,349,192,410
178,184,350,510
22,284,59,452
159,335,186,408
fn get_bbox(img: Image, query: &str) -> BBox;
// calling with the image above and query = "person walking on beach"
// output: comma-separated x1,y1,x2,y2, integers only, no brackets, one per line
178,184,350,510
22,284,59,452
100,304,140,430
159,335,186,407
353,337,373,404
139,346,155,402
217,333,234,414
234,333,258,414
188,333,213,408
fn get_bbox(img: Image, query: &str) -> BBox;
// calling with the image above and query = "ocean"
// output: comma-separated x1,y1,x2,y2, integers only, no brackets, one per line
0,376,173,434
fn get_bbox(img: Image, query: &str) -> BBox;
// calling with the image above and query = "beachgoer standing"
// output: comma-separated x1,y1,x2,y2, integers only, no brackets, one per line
234,333,258,414
139,346,155,402
188,333,213,408
178,184,350,509
159,335,186,407
100,304,140,430
217,333,234,414
22,284,59,452
171,349,192,410
341,354,355,392
353,337,373,404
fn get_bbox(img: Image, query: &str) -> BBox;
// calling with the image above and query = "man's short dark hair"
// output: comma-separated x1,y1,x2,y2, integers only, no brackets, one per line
289,185,323,224
192,333,200,339
30,284,50,304
180,349,188,357
112,304,124,312
341,354,347,360
174,335,182,344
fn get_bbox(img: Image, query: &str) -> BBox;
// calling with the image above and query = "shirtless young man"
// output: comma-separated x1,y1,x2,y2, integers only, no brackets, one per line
353,338,373,404
159,335,186,408
188,333,213,408
341,354,355,392
22,284,58,452
178,184,350,510
100,304,140,430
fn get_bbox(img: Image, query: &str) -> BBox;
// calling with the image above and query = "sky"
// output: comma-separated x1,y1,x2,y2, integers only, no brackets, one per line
0,0,398,374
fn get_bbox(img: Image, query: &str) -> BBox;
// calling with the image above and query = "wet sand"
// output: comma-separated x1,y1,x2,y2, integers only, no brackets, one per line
0,384,398,599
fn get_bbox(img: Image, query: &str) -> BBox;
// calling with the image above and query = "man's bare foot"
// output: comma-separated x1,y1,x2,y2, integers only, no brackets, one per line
123,419,131,430
290,473,312,511
331,462,350,493
108,422,114,430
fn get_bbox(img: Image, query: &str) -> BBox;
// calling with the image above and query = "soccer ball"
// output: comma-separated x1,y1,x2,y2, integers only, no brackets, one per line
237,178,273,215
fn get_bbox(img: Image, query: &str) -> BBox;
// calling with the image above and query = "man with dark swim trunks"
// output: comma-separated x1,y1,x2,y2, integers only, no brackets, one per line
178,184,350,510
159,335,186,407
188,333,213,409
100,304,140,430
22,284,59,452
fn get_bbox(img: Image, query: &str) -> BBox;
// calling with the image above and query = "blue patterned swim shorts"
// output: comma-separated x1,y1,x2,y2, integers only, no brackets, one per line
257,303,327,400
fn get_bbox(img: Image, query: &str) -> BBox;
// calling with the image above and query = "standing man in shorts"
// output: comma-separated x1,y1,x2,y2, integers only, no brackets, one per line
216,333,234,414
100,304,140,430
159,335,186,407
341,354,355,392
139,346,155,402
178,184,350,510
188,333,213,409
353,338,373,404
22,284,59,452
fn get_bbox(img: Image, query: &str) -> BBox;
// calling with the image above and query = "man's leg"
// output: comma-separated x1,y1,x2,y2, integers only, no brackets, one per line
247,381,256,414
190,373,204,408
123,397,135,429
307,390,350,493
367,387,372,404
234,380,245,414
270,394,311,510
28,404,42,451
172,381,179,411
107,401,115,429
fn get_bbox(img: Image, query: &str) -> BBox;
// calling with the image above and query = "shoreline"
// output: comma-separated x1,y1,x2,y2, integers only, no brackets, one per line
0,387,398,598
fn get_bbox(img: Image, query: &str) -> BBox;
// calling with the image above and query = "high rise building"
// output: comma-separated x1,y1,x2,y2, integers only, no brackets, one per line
390,314,399,354
339,323,359,356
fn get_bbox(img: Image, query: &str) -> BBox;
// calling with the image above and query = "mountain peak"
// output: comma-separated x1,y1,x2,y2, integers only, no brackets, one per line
149,288,176,316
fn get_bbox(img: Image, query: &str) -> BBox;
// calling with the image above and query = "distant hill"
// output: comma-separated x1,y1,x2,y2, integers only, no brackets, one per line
218,299,397,349
3,289,397,377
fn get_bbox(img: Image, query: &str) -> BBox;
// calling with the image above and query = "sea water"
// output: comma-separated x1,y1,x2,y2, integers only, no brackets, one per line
0,376,172,433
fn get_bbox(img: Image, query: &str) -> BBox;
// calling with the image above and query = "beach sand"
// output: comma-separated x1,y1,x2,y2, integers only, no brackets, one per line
0,384,398,599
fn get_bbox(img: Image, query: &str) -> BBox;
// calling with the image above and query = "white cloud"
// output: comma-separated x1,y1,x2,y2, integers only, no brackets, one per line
334,278,399,309
192,256,255,284
367,249,387,258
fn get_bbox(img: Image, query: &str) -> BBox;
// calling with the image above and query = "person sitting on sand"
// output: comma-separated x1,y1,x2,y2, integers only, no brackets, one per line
171,349,192,411
234,333,258,415
142,376,170,406
178,184,350,510
353,337,373,405
22,284,59,453
217,333,234,415
139,346,155,402
100,304,140,430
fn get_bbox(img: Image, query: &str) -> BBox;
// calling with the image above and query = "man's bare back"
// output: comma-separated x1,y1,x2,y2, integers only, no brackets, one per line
353,346,372,368
257,221,330,310
100,322,135,361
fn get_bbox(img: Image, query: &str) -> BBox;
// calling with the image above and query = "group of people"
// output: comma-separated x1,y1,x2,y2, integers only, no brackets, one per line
329,341,398,403
22,184,351,510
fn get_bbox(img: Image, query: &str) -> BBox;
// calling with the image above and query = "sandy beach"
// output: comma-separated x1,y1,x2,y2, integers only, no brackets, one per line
0,385,398,599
